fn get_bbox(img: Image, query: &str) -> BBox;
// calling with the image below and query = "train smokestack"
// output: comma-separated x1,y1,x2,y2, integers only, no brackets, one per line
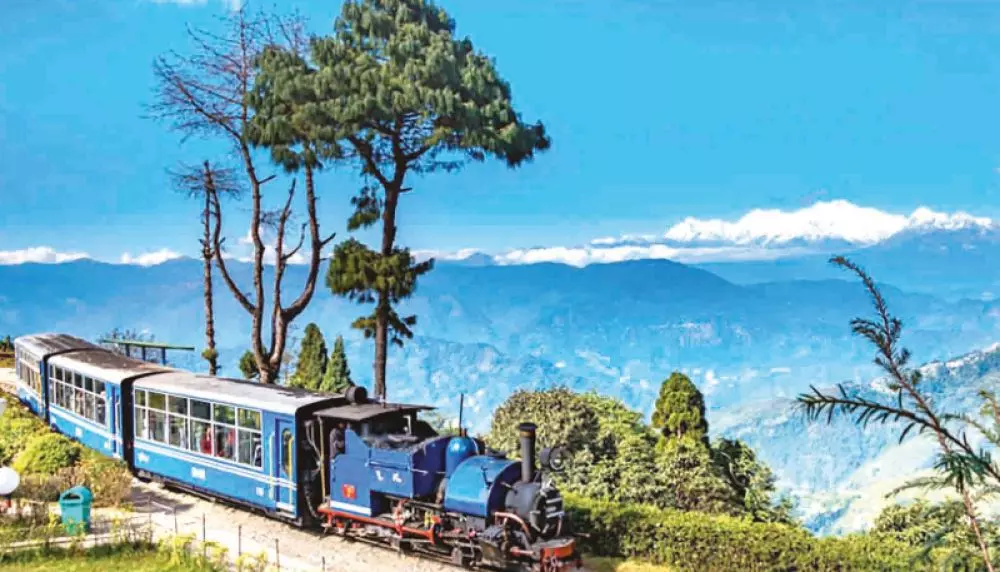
518,422,537,483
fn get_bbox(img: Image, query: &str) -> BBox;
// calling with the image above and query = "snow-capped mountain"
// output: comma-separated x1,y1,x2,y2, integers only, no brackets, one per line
443,200,999,268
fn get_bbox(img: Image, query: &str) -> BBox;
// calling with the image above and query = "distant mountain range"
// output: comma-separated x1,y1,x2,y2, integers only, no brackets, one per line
3,203,1000,533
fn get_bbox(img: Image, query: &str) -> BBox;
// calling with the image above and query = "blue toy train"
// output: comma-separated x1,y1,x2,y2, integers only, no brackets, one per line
11,333,581,571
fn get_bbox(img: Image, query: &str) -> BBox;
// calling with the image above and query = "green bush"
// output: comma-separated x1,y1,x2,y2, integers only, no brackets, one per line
564,493,922,571
0,416,48,465
62,450,133,507
13,433,83,476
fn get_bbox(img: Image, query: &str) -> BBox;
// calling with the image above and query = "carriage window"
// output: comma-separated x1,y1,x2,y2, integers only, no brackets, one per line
191,420,212,455
74,373,82,387
238,430,262,468
135,390,147,407
84,377,94,393
96,398,106,426
190,400,211,420
169,415,188,450
281,429,293,476
214,424,236,461
148,410,167,443
148,392,166,411
84,392,95,420
169,396,188,416
213,404,235,425
238,409,261,431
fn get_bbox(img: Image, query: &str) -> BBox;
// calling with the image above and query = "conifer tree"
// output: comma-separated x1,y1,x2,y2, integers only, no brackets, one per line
252,0,550,399
320,336,353,394
652,372,710,446
289,323,327,390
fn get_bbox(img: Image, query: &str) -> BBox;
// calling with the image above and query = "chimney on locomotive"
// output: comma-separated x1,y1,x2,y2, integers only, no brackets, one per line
518,422,537,483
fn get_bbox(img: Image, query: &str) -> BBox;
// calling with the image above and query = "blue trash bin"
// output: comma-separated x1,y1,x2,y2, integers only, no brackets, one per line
58,485,93,535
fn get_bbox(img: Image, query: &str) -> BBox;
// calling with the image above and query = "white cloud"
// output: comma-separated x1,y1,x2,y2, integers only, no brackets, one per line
470,199,997,268
661,200,991,246
148,0,242,10
119,249,184,267
0,247,89,265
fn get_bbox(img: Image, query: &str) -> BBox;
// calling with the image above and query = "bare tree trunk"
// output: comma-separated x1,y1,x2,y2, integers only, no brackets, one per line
201,167,219,376
153,7,330,386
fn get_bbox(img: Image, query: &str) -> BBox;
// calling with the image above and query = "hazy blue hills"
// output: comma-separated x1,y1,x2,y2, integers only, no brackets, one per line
3,253,1000,532
1,256,999,424
698,227,1000,300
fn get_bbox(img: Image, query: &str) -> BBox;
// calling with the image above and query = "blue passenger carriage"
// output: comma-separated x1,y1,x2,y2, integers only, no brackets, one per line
129,373,342,523
12,333,122,420
46,345,170,459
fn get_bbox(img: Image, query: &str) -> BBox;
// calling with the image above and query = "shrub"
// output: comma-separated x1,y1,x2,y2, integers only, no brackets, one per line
564,493,921,571
58,450,134,507
0,416,48,465
13,433,82,476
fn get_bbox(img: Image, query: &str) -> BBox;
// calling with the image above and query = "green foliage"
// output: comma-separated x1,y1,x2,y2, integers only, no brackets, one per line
326,238,431,350
252,0,549,399
200,347,219,368
565,493,921,572
652,372,709,446
13,433,82,476
288,323,327,390
871,500,997,569
0,335,12,352
0,416,48,465
488,387,786,518
238,351,259,380
711,437,796,524
320,335,353,394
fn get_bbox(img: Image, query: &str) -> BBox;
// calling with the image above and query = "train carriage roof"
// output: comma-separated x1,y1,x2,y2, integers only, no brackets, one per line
133,372,341,415
49,349,174,384
14,333,103,356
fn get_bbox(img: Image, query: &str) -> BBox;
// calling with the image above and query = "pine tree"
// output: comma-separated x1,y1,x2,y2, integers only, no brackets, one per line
652,372,710,446
252,0,550,399
289,323,327,390
320,335,353,394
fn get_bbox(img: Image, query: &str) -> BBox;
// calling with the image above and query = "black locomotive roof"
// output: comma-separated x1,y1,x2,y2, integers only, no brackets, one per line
314,401,434,422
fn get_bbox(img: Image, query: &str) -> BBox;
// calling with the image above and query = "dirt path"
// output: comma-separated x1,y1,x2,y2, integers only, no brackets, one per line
123,481,460,572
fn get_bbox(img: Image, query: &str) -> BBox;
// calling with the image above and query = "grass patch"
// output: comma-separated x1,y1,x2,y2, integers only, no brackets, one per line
0,543,220,571
585,555,673,572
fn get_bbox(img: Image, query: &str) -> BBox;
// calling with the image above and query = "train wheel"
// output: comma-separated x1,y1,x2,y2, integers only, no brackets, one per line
451,547,469,568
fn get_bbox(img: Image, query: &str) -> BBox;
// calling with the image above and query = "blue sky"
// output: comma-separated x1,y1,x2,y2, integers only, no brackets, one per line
3,0,1000,264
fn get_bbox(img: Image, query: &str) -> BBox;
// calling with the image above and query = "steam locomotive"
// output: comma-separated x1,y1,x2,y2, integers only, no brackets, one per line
12,333,581,571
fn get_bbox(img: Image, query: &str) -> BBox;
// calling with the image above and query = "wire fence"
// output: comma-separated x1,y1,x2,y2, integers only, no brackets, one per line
0,498,322,571
130,494,342,572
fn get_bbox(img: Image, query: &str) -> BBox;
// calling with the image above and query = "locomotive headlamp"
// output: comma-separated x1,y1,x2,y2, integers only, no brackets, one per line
539,445,568,473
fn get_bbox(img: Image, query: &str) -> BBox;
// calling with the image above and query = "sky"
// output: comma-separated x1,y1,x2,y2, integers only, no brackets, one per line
3,0,1000,265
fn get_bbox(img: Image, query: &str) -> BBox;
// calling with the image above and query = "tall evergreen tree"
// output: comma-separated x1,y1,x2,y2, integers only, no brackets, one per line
289,323,327,390
252,0,550,399
652,372,710,446
320,335,353,394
